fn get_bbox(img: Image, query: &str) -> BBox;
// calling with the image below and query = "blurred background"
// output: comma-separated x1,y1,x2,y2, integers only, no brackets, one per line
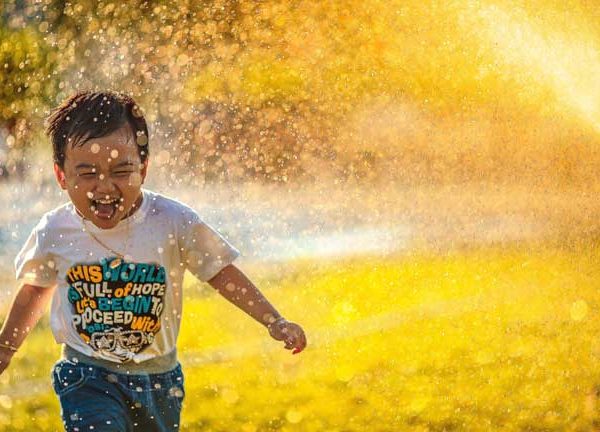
0,0,599,431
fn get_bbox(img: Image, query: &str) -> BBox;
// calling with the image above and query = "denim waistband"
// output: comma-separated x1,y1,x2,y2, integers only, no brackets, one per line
62,344,179,375
54,357,183,391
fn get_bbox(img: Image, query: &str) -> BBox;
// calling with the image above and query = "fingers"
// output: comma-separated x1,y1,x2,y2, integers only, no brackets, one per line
293,331,307,354
271,321,307,354
283,326,307,355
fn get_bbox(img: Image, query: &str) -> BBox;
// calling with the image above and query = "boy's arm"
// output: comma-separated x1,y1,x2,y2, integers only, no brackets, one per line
207,264,307,353
0,283,56,374
207,264,283,328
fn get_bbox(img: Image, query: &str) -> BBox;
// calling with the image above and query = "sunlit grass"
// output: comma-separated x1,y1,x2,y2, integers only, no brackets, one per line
0,242,599,430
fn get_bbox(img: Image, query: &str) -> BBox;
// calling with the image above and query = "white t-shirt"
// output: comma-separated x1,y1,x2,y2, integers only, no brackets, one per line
14,189,240,364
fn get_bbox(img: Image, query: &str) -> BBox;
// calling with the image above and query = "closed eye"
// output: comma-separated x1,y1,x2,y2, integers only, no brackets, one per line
113,171,134,177
78,172,96,178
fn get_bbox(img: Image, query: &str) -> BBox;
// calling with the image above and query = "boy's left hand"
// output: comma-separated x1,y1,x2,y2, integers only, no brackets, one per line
268,318,307,354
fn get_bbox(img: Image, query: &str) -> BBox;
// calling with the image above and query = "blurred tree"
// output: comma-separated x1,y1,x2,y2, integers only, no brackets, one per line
0,6,59,177
0,0,598,185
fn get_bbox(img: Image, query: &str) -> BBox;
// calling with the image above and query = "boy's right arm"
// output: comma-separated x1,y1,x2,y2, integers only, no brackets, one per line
0,283,56,375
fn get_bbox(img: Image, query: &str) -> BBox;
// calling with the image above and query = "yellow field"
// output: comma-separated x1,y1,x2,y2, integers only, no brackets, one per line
0,242,599,431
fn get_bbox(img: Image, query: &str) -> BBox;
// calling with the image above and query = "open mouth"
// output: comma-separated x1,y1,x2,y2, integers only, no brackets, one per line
89,196,123,220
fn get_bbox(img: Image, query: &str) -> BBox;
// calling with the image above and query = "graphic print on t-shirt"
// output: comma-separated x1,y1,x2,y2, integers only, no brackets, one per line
66,257,166,361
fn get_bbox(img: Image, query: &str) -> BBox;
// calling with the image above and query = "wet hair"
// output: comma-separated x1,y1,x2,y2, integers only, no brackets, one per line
46,90,149,169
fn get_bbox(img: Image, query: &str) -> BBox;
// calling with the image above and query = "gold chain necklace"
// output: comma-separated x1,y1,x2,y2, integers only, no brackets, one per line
80,212,131,269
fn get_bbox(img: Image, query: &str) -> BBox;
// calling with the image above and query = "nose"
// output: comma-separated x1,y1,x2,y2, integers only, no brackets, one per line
95,173,117,195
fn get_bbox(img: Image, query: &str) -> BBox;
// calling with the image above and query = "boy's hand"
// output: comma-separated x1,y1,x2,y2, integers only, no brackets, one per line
267,318,307,354
0,349,14,375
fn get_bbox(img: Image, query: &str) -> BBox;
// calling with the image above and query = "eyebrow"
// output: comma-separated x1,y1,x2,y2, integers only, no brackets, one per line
75,163,96,170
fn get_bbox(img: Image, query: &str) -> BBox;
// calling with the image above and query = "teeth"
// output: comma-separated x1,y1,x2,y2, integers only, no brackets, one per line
94,198,119,204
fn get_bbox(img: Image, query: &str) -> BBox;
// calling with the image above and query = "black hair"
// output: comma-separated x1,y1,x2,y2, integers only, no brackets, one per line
45,90,149,169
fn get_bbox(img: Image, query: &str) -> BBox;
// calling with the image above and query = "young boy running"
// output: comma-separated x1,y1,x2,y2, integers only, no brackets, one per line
0,90,307,431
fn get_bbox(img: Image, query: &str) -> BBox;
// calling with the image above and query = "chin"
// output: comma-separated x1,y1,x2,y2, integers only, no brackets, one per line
91,217,121,230
76,207,122,229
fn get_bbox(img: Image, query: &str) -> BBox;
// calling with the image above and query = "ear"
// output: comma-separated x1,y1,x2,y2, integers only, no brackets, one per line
140,159,149,184
53,163,67,190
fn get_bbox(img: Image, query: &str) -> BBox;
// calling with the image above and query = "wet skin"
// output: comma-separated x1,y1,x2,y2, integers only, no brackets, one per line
53,124,148,230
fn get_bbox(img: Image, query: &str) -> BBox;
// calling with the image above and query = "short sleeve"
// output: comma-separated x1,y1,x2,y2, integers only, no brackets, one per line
180,211,240,282
14,222,58,288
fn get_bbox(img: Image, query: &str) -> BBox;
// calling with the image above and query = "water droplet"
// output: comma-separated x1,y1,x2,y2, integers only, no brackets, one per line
132,106,143,118
106,374,118,383
0,395,13,410
262,313,276,324
136,133,148,146
168,386,184,398
571,300,588,321
221,388,239,404
286,409,303,424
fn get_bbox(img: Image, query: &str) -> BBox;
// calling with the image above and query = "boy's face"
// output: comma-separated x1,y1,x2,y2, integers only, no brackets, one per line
54,124,148,230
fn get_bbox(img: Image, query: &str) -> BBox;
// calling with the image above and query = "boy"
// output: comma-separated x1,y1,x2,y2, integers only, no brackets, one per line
0,91,307,431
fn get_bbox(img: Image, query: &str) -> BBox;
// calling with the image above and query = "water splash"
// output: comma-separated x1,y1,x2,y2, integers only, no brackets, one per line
478,4,600,133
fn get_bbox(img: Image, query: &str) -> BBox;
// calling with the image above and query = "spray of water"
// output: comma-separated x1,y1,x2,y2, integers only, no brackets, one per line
478,4,600,134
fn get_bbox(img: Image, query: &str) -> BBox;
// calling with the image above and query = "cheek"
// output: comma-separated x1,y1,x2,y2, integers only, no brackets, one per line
128,172,143,188
68,177,95,192
66,176,82,190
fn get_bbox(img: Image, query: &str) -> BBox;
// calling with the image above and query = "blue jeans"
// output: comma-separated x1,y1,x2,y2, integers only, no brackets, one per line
50,359,185,431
